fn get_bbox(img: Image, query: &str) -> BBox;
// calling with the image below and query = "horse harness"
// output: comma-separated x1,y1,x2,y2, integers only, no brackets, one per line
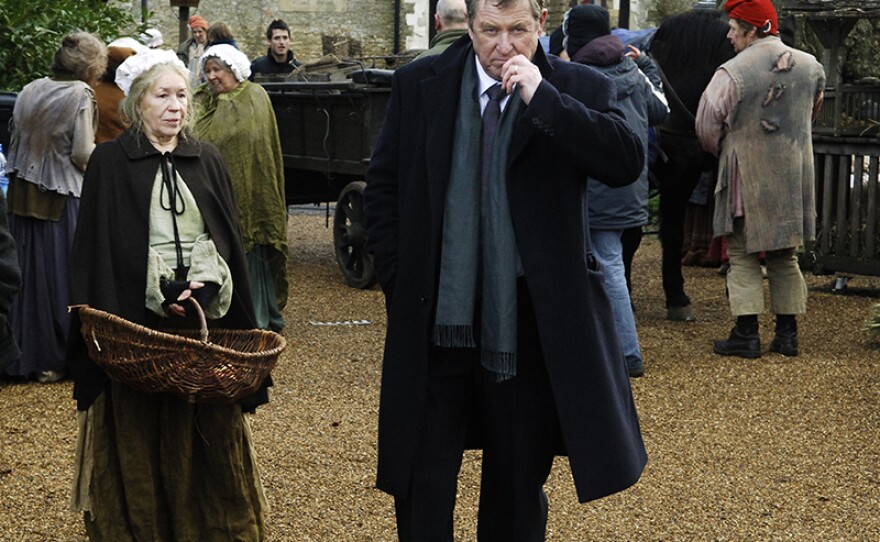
652,57,698,138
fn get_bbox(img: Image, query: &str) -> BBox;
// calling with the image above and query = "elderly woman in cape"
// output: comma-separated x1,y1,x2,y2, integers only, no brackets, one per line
194,44,288,331
67,50,269,540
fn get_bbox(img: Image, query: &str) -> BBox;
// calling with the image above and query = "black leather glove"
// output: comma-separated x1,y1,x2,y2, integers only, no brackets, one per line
189,282,220,313
160,279,190,310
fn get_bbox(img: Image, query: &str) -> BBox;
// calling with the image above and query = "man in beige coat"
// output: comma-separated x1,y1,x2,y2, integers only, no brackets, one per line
696,0,825,358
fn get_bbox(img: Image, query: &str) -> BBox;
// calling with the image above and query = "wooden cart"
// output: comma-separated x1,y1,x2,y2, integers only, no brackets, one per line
263,68,392,289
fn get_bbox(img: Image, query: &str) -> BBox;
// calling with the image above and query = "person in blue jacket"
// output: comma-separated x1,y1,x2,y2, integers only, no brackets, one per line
565,3,669,377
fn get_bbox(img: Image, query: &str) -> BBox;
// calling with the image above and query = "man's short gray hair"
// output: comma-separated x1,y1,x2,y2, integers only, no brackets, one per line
466,0,545,26
438,0,468,25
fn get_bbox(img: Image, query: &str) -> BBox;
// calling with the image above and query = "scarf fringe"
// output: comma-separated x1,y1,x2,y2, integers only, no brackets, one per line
432,325,477,349
481,350,516,382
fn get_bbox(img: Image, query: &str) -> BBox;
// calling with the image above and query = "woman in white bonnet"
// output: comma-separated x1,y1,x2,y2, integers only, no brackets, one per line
194,44,288,333
68,49,269,541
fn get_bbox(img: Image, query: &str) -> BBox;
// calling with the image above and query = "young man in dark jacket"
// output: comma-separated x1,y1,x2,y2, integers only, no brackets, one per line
249,19,301,81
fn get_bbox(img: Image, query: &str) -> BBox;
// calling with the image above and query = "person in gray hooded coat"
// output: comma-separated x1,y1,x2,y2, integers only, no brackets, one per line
565,3,669,377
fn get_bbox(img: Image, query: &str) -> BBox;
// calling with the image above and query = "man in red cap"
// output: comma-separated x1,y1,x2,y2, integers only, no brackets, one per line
176,14,209,85
696,0,825,359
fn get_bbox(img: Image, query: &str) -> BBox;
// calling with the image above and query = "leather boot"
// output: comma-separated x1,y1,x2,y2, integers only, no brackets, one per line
714,315,761,358
770,314,798,356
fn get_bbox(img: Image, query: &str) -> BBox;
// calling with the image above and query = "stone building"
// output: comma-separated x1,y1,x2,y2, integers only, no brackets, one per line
125,1,647,66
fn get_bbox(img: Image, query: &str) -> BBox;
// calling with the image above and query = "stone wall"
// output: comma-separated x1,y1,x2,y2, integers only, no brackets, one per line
125,0,650,66
128,0,415,65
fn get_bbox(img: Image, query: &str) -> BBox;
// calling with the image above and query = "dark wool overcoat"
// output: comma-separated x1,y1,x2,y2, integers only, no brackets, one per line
364,37,648,503
66,130,268,412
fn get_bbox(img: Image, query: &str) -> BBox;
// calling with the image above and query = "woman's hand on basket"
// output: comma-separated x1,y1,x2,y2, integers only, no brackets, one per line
161,279,205,317
190,282,220,312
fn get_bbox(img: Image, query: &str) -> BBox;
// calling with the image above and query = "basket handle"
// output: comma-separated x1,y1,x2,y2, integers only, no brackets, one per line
188,298,209,343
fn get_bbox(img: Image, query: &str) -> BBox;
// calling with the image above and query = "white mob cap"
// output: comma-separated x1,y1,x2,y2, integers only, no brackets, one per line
115,49,189,96
107,37,148,54
200,44,252,83
140,28,164,49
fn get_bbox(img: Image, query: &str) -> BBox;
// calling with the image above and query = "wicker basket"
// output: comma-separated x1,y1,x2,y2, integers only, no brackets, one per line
76,303,285,404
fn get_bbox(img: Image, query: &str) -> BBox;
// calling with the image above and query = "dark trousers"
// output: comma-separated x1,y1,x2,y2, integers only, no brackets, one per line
394,282,564,542
621,225,643,296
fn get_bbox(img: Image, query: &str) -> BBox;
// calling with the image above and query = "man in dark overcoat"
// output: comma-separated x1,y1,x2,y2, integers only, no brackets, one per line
364,0,648,539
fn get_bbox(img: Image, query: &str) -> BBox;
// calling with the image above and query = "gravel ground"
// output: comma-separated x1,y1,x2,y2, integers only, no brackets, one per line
1,208,879,541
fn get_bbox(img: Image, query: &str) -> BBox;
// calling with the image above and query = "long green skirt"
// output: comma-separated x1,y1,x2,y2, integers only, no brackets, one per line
248,244,284,332
72,382,267,541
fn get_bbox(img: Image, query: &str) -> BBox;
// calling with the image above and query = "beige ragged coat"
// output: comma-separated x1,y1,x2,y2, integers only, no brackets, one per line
697,36,825,253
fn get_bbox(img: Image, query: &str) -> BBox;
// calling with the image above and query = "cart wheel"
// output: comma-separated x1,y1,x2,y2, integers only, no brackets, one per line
334,181,377,289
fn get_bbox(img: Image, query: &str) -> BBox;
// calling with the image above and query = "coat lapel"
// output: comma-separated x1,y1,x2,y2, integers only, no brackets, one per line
420,38,472,234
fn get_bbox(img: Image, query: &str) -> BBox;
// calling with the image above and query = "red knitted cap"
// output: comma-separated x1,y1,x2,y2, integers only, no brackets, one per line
726,0,778,36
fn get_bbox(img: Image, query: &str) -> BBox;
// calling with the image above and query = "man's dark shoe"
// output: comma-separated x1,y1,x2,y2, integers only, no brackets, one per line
714,326,761,358
627,358,645,378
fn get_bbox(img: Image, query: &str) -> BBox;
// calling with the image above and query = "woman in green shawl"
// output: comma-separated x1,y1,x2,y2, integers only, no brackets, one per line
194,44,288,331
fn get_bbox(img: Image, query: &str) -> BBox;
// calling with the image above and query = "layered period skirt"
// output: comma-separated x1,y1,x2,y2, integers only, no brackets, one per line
72,382,268,541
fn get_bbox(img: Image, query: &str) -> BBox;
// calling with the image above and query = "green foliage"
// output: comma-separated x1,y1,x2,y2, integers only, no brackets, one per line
0,0,146,91
646,0,694,26
843,19,880,83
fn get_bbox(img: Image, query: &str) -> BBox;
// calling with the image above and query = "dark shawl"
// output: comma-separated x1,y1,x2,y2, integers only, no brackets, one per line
66,129,268,411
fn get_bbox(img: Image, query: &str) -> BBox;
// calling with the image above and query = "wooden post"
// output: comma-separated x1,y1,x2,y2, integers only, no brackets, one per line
170,0,201,46
179,7,191,45
618,0,630,29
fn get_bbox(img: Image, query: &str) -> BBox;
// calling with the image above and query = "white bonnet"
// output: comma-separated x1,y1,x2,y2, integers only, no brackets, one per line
107,37,148,54
200,44,252,82
139,28,164,49
115,49,188,96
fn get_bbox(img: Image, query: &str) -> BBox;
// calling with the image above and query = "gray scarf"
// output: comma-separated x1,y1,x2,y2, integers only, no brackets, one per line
432,54,523,381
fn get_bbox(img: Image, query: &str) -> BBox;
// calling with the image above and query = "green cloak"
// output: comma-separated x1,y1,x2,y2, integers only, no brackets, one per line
194,81,288,309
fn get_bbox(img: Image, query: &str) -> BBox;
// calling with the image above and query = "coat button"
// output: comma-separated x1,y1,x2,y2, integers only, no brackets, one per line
419,296,427,305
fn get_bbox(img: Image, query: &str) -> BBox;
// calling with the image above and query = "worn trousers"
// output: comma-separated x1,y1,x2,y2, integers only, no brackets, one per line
394,280,564,542
725,218,807,316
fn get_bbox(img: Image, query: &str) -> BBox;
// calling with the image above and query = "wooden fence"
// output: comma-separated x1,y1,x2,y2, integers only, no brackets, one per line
812,136,880,276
